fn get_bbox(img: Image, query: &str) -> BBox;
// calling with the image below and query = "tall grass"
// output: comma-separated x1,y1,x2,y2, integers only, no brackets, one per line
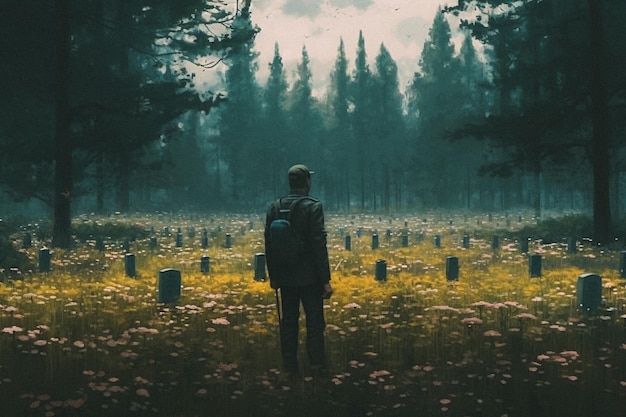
1,212,625,416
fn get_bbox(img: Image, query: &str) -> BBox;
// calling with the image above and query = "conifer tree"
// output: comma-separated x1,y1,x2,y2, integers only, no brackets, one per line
220,9,261,205
263,43,290,194
372,43,405,210
351,31,375,209
325,38,351,209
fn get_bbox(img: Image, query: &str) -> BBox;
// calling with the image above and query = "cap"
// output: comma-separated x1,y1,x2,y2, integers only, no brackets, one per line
288,164,315,179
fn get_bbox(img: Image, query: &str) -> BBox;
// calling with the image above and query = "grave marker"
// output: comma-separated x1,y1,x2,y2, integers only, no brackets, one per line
125,253,136,277
372,234,379,250
446,256,459,281
576,273,602,314
529,253,542,278
254,253,266,281
200,255,210,274
158,268,181,304
39,248,51,272
375,259,387,282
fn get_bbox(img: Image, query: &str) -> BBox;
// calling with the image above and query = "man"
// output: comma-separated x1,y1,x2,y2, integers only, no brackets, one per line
264,164,333,376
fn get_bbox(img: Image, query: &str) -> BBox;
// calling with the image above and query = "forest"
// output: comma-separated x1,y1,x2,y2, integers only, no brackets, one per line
1,0,625,247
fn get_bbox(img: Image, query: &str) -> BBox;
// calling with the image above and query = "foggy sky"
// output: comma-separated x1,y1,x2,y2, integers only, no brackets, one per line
246,0,449,93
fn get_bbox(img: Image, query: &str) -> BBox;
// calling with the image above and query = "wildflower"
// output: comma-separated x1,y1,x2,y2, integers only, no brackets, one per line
343,302,361,309
462,317,483,326
560,351,579,360
136,388,150,398
514,313,537,320
2,326,23,334
484,330,502,337
211,317,230,325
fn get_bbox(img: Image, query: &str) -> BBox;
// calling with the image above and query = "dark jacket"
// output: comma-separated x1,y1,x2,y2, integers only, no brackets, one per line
264,191,331,287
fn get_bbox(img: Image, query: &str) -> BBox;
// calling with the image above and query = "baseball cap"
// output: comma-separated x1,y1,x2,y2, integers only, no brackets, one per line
288,164,315,179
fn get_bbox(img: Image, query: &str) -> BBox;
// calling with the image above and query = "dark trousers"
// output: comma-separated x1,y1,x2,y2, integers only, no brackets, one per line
279,284,326,371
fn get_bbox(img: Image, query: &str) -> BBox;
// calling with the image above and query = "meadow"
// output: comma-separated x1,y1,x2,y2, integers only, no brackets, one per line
1,211,626,417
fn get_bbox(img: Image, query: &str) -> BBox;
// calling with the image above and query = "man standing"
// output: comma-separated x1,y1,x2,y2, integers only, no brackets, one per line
264,164,333,376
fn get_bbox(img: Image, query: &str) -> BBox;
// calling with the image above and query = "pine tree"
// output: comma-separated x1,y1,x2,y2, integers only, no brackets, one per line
351,31,375,209
263,43,290,194
372,43,405,210
326,38,352,209
220,10,261,206
407,9,463,207
288,46,322,167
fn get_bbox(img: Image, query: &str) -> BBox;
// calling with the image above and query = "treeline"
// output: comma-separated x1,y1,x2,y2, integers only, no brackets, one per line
1,1,625,243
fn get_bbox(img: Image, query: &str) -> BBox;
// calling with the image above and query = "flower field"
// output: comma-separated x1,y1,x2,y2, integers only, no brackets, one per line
1,212,626,417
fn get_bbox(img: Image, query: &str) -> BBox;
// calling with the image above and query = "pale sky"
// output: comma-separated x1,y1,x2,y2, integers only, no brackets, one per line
245,0,451,94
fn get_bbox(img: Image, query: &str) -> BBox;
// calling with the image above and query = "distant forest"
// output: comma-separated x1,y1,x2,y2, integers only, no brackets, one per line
0,0,624,247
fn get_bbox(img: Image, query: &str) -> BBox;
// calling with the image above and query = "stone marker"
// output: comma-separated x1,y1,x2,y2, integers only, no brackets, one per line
446,256,459,281
372,234,379,250
158,268,181,304
125,253,136,277
254,253,266,281
375,259,387,282
529,253,541,278
200,255,210,274
345,235,351,251
577,273,602,314
39,248,51,272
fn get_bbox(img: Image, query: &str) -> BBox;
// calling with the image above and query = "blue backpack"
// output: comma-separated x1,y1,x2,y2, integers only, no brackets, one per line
269,197,312,267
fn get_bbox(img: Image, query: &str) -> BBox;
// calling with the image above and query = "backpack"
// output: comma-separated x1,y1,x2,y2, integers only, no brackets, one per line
268,197,312,267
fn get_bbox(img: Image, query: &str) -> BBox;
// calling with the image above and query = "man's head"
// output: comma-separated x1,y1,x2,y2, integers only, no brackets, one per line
288,164,314,192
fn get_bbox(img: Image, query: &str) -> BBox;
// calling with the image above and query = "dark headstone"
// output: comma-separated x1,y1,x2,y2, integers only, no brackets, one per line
175,233,183,248
254,253,266,281
372,234,379,250
567,237,577,254
125,253,136,278
225,233,232,248
434,235,441,248
520,238,529,254
462,235,470,249
577,273,602,314
39,248,51,273
345,235,351,251
158,268,181,304
375,259,387,282
491,235,500,251
401,233,409,247
529,253,542,278
620,251,626,278
446,256,459,281
201,255,210,274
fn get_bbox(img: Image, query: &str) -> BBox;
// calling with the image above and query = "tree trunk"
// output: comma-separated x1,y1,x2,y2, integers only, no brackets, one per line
51,0,72,249
117,152,130,212
588,0,612,244
96,151,105,213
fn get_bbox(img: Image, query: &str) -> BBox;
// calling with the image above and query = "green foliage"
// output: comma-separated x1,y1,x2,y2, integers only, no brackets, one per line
72,221,150,242
512,215,593,243
0,219,33,272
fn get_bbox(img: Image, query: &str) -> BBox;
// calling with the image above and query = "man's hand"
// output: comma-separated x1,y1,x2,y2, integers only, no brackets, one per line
322,282,333,299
